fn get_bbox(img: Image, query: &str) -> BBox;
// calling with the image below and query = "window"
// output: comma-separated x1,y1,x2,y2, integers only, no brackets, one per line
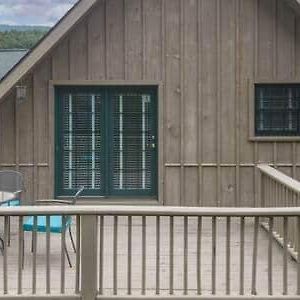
255,84,300,136
55,86,157,198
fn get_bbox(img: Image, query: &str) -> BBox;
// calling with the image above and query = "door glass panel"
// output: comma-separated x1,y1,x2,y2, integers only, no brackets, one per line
111,92,155,193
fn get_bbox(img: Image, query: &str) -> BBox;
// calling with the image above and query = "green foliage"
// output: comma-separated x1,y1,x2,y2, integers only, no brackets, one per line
0,29,49,49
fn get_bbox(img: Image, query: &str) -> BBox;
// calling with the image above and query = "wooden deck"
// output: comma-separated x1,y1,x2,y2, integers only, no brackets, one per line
0,216,298,296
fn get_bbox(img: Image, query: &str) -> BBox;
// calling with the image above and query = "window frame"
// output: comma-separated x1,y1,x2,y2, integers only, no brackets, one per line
248,79,300,142
54,83,160,199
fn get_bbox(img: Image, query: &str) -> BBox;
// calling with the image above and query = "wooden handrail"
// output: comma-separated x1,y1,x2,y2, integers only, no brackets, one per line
1,205,300,216
257,164,300,194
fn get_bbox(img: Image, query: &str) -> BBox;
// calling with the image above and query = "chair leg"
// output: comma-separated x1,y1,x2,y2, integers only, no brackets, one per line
69,227,76,253
22,235,25,269
0,237,4,255
64,240,72,268
31,231,34,253
7,217,10,247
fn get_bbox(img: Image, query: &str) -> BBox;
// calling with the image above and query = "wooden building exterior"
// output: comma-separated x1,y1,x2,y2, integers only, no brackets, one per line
1,0,300,206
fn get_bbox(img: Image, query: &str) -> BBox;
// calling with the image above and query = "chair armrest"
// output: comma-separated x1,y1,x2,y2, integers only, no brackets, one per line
35,199,73,205
14,190,23,195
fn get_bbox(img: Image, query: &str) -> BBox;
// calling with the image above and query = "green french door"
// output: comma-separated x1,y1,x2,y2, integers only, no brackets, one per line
55,86,158,198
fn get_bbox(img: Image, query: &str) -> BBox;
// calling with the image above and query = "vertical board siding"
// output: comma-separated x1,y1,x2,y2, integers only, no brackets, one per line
33,59,51,164
17,76,33,165
33,59,52,199
220,0,236,164
165,0,181,164
183,0,198,163
143,0,162,81
124,0,143,80
0,0,299,206
52,39,69,80
69,21,88,80
87,0,106,80
0,93,16,164
106,0,125,80
239,0,255,164
201,0,218,164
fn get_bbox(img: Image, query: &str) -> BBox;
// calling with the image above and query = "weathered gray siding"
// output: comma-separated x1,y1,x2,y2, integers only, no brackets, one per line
0,0,299,206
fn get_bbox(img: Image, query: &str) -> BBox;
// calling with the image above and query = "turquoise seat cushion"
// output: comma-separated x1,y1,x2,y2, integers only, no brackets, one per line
23,215,72,233
0,199,20,207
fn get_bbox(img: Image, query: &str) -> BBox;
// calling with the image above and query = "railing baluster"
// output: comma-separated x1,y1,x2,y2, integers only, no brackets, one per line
46,215,50,294
240,216,245,295
128,216,132,295
75,215,80,294
32,215,37,294
169,216,174,295
226,216,231,295
183,216,188,295
3,216,8,294
113,215,118,295
156,216,160,295
18,216,23,295
197,216,202,295
61,215,66,294
99,215,104,295
261,173,265,207
268,217,273,295
251,216,259,295
142,216,146,295
283,216,288,295
212,216,216,295
297,216,300,295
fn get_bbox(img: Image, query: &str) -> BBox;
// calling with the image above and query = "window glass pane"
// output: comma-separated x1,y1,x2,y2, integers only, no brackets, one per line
111,92,155,192
60,92,105,193
255,84,300,136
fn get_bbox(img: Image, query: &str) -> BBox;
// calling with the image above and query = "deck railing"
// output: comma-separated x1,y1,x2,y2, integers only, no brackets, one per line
1,205,300,299
258,164,300,260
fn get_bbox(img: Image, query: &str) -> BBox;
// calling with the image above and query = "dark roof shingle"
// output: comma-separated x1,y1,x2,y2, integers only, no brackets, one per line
0,49,27,80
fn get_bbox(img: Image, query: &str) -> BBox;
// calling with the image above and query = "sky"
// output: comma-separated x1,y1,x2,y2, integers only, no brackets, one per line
0,0,78,27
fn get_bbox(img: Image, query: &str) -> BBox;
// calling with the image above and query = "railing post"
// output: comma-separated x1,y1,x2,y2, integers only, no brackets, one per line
81,215,98,300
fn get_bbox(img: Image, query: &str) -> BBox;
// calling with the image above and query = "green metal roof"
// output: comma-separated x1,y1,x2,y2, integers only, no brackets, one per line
0,49,27,80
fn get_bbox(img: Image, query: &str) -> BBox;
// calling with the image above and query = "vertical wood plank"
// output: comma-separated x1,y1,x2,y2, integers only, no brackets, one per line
69,21,88,80
144,0,162,81
165,0,181,164
125,0,143,80
87,0,106,80
200,0,218,165
52,38,69,80
106,0,125,80
220,0,236,164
